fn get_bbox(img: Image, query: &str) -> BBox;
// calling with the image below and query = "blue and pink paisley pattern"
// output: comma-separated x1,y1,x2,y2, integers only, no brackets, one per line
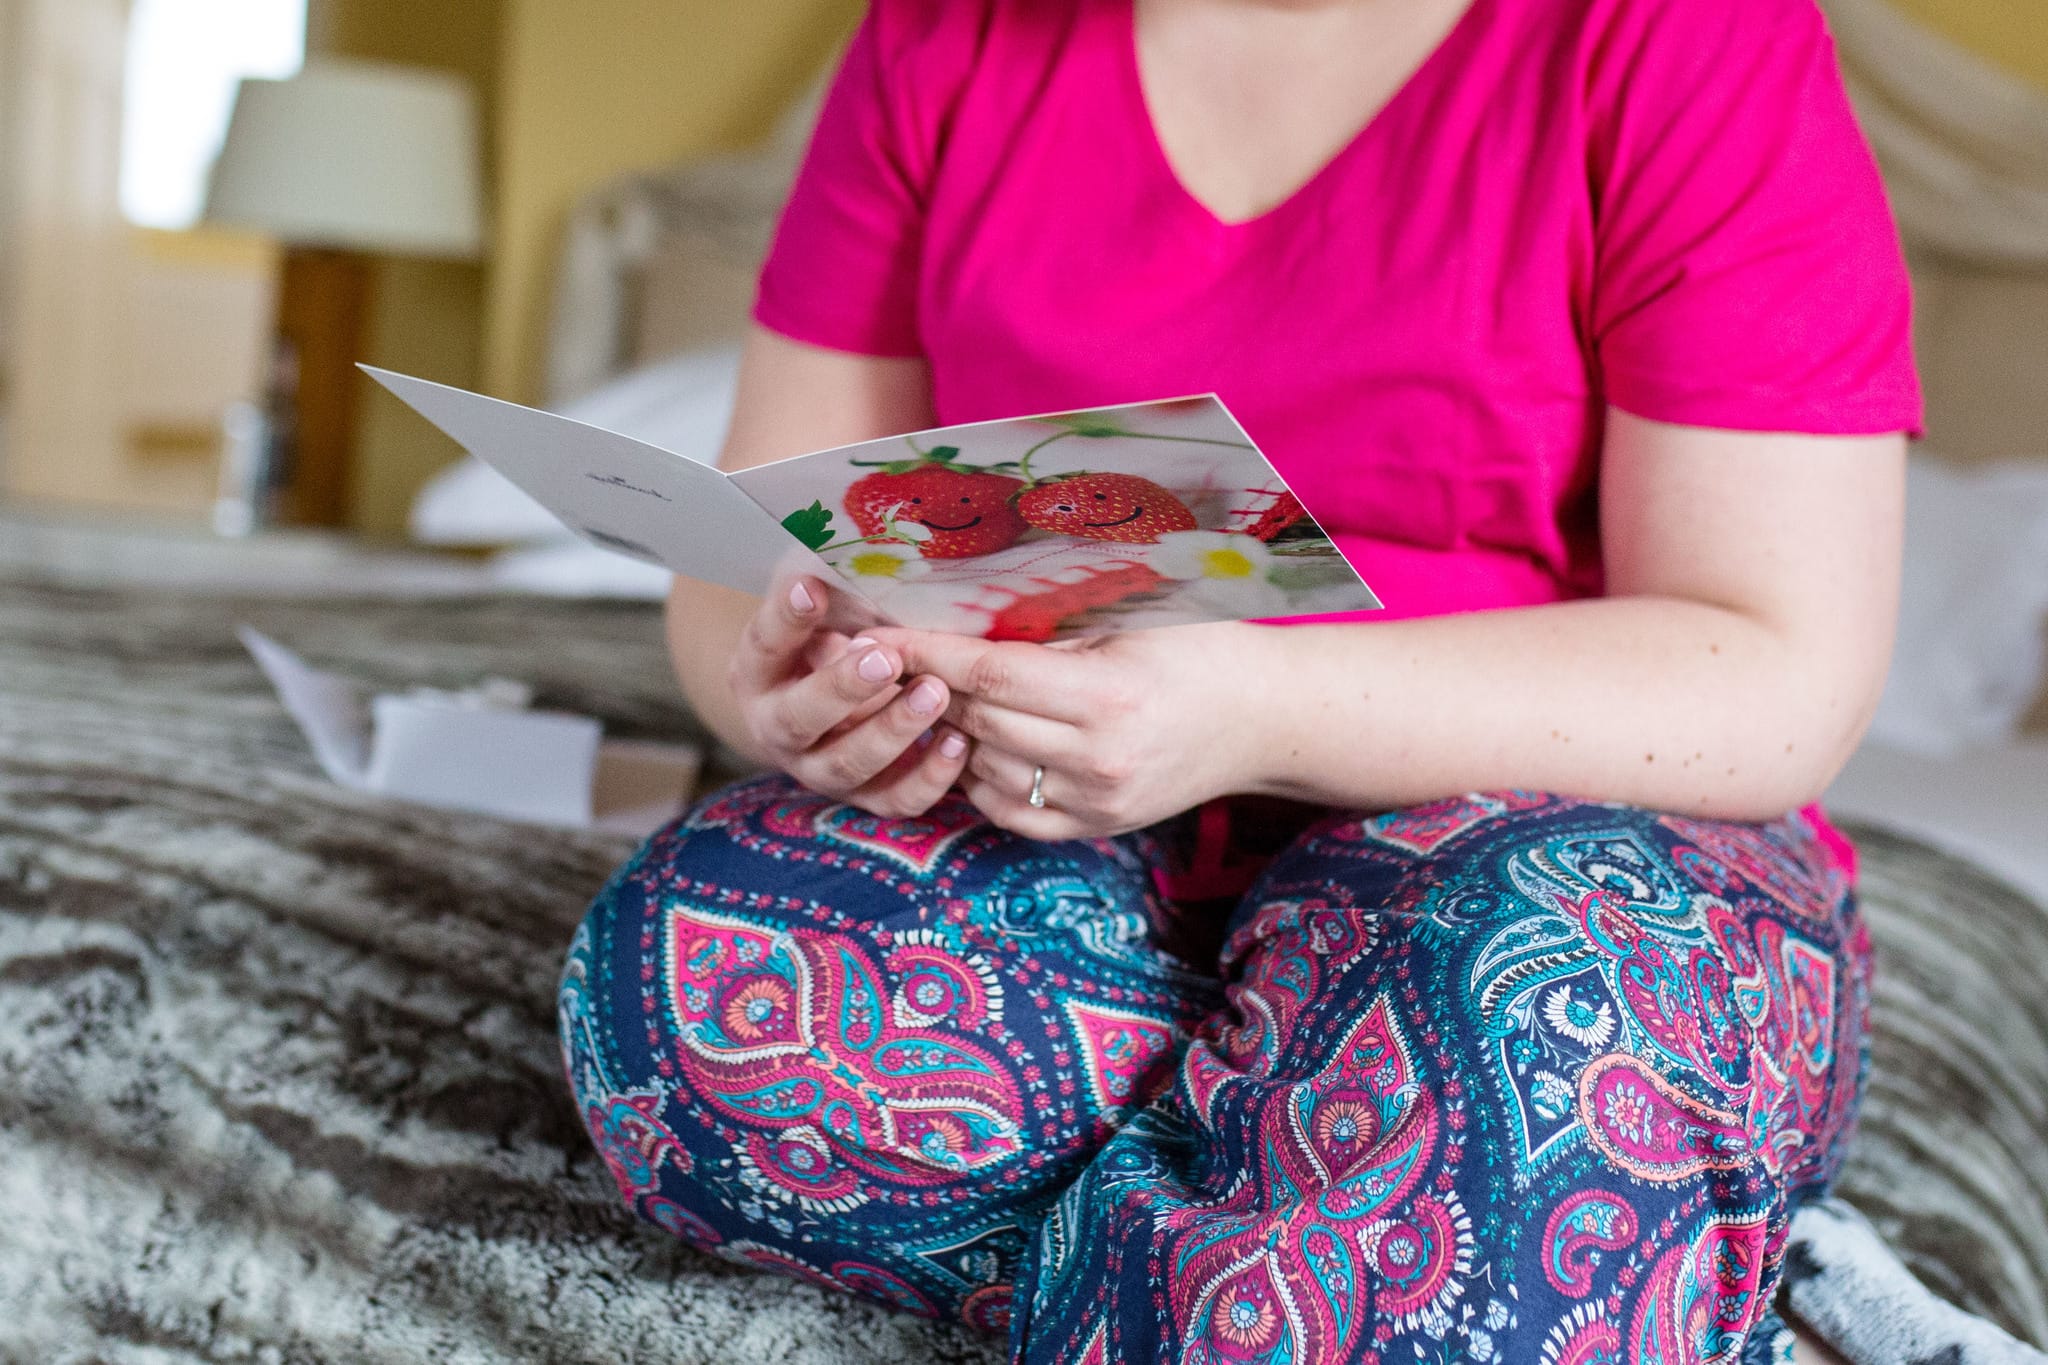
560,777,1868,1362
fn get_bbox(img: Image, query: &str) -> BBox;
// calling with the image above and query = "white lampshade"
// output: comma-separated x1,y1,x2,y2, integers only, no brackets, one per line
205,59,485,258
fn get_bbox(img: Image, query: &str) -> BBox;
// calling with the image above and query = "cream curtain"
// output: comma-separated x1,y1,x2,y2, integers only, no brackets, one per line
1821,0,2048,267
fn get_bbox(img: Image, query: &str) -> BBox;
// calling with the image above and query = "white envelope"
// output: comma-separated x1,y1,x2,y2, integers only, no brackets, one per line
241,628,700,834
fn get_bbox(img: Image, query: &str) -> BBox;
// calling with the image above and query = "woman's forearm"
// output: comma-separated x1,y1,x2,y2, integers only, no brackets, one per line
1245,595,1885,820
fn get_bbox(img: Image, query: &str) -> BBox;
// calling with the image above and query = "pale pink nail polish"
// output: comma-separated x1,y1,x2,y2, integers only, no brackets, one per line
908,681,943,716
843,636,877,656
858,650,894,683
789,581,815,613
939,734,967,758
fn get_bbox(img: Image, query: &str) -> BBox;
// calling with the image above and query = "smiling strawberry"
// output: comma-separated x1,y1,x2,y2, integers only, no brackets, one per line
845,446,1027,558
1014,472,1197,544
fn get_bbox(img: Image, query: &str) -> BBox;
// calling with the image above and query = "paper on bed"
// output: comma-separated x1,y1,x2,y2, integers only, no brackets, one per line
240,628,699,833
364,365,1381,639
241,627,377,782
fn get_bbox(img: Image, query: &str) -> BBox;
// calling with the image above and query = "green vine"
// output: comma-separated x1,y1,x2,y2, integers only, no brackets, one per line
1012,415,1255,486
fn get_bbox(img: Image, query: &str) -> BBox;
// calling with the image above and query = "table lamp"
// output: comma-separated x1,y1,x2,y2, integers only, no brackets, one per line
204,59,485,529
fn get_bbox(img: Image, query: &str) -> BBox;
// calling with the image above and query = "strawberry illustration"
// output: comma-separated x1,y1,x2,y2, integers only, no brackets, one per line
844,445,1027,559
1014,473,1197,544
1244,490,1308,542
984,564,1166,641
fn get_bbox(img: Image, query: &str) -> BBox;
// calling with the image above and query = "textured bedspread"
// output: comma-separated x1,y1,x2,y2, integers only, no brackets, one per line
1,576,2043,1362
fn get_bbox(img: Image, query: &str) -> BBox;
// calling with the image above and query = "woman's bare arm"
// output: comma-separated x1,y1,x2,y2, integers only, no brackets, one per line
873,410,1906,835
1242,411,1905,817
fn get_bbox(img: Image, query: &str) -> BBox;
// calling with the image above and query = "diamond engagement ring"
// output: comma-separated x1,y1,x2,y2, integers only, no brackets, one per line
1028,765,1047,808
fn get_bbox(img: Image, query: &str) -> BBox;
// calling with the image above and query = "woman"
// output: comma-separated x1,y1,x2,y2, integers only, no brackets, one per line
558,0,1916,1358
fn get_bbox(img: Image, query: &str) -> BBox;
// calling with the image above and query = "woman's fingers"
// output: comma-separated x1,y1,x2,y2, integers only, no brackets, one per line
964,741,1046,806
945,690,1080,759
790,672,952,795
736,577,1115,820
961,744,1108,839
819,680,902,741
735,574,900,759
763,635,905,752
958,769,1085,841
804,632,902,738
733,573,832,698
848,725,973,819
867,629,1104,725
800,628,856,674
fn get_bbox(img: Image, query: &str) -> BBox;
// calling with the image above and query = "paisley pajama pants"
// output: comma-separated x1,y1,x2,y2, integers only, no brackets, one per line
557,773,1870,1365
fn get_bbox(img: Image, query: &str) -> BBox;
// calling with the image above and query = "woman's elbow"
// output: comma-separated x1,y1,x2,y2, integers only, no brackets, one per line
1762,645,1891,812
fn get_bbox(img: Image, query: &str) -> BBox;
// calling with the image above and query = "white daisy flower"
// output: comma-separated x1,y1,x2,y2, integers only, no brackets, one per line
831,540,932,589
1145,530,1291,614
1145,529,1275,581
1541,983,1616,1048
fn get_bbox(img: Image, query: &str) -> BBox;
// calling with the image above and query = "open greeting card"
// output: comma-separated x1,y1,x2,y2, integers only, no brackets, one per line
365,367,1380,641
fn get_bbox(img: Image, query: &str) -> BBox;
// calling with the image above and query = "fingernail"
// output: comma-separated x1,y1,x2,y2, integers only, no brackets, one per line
857,650,893,683
915,729,935,748
908,680,943,716
789,581,815,613
939,734,967,758
842,636,877,656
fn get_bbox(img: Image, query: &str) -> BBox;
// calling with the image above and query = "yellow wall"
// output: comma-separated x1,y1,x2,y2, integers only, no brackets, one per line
312,0,858,534
314,0,503,537
1888,0,2048,92
485,0,860,406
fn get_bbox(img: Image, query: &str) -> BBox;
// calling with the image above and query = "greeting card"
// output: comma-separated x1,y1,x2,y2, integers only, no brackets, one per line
365,367,1380,641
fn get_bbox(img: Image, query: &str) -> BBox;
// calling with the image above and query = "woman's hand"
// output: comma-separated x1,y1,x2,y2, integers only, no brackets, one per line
731,570,972,818
870,621,1274,839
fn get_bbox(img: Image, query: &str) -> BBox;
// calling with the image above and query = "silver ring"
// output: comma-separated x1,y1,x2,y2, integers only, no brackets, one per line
1027,765,1047,808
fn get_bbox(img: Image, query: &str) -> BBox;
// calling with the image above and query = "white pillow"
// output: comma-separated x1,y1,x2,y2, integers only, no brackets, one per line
1866,455,2048,756
408,344,742,547
485,539,675,600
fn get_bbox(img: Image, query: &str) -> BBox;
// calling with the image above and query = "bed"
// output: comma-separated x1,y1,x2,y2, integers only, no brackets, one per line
0,544,2043,1362
11,0,2048,1354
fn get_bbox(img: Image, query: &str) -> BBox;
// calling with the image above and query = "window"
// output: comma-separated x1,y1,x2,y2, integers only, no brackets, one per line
119,0,306,230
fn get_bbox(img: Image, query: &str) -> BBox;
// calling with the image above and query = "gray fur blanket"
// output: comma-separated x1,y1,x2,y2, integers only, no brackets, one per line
0,577,2043,1363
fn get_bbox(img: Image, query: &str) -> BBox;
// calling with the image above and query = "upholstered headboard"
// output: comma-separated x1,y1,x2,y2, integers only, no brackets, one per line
1911,256,2048,463
542,87,818,404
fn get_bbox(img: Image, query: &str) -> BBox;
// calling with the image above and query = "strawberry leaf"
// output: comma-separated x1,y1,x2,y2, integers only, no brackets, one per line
781,500,835,550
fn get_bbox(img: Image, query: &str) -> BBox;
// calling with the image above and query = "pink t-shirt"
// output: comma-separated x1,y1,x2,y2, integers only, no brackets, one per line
755,0,1923,623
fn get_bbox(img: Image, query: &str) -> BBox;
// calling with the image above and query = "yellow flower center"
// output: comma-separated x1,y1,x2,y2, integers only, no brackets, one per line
848,550,908,578
1198,547,1257,579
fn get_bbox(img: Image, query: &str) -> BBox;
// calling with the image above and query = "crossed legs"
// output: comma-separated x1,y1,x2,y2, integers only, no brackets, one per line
561,776,1867,1362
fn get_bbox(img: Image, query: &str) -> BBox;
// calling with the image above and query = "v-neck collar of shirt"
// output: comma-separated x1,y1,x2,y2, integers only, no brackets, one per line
1112,0,1494,232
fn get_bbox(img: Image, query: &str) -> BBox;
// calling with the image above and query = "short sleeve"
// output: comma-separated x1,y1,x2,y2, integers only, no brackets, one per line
753,2,969,357
1586,0,1923,436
